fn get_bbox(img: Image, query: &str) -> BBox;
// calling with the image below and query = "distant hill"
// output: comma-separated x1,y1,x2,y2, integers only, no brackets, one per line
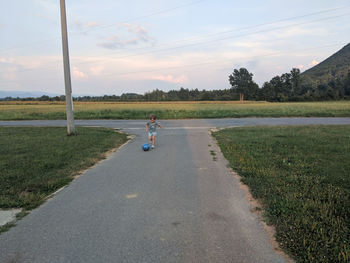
302,43,350,84
0,90,60,99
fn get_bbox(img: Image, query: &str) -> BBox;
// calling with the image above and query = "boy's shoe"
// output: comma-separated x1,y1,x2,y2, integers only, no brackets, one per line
151,145,155,149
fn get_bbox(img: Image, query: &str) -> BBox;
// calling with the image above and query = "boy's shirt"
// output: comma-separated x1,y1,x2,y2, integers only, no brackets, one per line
147,121,160,133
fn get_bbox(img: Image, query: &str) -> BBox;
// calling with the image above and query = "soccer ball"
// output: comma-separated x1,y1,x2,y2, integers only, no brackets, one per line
142,143,150,151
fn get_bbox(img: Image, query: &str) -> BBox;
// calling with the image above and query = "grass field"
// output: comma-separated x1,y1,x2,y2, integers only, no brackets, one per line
213,125,349,263
0,127,128,232
1,101,350,120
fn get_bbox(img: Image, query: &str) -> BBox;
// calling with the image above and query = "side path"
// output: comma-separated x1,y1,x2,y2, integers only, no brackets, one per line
0,119,291,263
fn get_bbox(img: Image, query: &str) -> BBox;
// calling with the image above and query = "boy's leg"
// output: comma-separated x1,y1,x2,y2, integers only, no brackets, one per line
151,135,155,147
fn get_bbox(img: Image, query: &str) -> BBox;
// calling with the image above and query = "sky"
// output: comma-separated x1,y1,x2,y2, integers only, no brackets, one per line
0,0,350,96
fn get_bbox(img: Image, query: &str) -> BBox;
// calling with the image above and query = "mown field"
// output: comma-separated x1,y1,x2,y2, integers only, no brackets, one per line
1,101,350,119
213,125,350,263
0,127,128,233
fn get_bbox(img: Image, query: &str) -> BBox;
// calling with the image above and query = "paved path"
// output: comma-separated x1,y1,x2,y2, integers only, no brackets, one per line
1,118,349,263
1,117,350,129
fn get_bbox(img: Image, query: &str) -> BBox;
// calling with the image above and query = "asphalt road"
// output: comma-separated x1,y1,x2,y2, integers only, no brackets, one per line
1,118,350,263
1,117,350,129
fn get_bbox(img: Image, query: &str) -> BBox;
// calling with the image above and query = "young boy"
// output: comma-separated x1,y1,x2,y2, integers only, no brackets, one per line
146,114,162,149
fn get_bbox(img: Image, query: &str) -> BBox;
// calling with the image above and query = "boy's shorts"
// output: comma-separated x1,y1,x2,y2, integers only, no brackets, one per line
148,132,157,137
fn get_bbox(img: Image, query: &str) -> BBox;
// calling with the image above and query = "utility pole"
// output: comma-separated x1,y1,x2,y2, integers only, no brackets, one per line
59,0,75,135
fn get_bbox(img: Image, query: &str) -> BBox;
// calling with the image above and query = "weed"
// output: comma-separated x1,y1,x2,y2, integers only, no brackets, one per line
210,150,218,161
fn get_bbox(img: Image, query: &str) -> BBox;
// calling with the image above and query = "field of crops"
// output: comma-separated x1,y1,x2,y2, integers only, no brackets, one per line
0,101,350,120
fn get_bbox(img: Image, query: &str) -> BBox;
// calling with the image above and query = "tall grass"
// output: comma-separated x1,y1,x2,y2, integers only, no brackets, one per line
213,125,350,262
0,101,350,119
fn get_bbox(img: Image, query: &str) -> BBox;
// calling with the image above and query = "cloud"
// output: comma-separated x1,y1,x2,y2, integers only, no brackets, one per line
291,60,319,73
288,27,313,37
0,56,60,83
233,41,264,48
87,22,98,28
2,67,17,80
97,23,155,50
35,13,57,24
0,39,337,95
72,20,100,33
89,65,105,76
0,57,15,63
72,67,88,79
222,24,329,53
4,56,60,70
73,20,84,31
310,60,319,66
34,0,58,11
97,35,125,49
150,74,188,84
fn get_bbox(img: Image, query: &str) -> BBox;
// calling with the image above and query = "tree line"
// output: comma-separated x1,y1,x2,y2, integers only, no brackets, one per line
229,67,350,101
2,67,349,102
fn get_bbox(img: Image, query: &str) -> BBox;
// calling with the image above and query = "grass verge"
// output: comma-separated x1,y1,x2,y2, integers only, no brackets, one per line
212,125,350,263
0,127,128,232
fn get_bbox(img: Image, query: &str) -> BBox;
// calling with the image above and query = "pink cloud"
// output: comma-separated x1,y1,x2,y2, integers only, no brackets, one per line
310,60,319,66
87,22,98,28
0,57,14,63
2,67,17,80
72,67,88,79
151,74,187,84
89,66,105,76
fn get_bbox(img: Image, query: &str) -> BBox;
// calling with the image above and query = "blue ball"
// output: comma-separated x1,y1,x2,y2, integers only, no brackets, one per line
142,143,150,151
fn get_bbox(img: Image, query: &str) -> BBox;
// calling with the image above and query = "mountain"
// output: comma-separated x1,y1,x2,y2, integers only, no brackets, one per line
302,43,350,84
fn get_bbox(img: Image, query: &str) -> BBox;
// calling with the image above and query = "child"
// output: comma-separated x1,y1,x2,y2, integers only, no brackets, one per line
146,114,162,149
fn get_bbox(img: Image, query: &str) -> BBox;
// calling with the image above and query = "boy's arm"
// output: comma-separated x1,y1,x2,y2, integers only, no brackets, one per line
145,123,149,132
158,122,163,128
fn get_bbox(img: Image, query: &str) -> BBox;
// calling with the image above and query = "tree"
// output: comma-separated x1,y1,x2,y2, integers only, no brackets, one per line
261,81,275,101
38,95,50,101
261,68,305,101
229,68,258,101
178,87,190,100
290,68,302,96
344,72,350,96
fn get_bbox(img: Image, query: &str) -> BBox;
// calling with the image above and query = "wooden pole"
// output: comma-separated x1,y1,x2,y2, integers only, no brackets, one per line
59,0,75,135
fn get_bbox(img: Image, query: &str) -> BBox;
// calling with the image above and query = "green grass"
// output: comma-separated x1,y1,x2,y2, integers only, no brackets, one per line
213,125,350,263
0,127,128,212
1,101,350,120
